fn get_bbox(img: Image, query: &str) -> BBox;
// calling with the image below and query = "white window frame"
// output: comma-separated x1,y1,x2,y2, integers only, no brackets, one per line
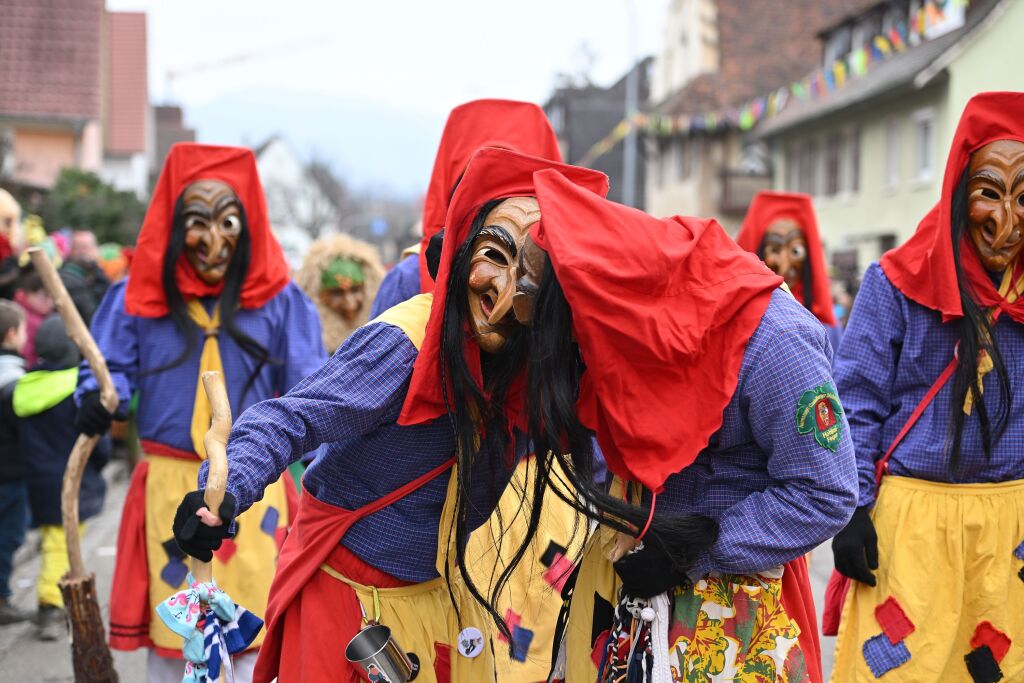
912,107,936,184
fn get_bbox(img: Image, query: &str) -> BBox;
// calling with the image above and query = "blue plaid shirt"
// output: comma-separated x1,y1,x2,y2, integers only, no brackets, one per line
834,262,1024,507
209,322,521,582
77,280,326,453
370,254,420,318
654,290,858,578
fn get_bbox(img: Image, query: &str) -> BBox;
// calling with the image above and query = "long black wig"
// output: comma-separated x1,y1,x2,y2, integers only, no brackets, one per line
439,201,718,642
947,169,1012,473
438,199,532,641
145,193,278,397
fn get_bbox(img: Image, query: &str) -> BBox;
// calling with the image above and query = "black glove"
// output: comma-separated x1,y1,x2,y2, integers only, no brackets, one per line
832,505,878,587
75,391,114,436
613,540,688,599
173,490,238,563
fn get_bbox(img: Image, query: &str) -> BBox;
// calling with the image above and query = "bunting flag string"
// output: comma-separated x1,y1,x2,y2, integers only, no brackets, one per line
576,0,968,167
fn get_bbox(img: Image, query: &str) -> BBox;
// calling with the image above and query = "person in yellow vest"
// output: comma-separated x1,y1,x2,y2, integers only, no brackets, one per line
74,143,325,682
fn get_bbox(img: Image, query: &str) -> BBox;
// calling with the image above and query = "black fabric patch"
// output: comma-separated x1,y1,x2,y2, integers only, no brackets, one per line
965,645,1003,683
1018,566,1024,584
541,540,568,568
407,652,420,680
162,538,184,560
591,592,614,647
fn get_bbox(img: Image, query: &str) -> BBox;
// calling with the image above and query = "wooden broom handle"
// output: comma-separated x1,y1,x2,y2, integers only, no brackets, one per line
28,248,119,580
192,371,231,583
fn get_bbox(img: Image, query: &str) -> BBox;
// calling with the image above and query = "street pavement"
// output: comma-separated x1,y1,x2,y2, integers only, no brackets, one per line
0,461,839,681
0,462,145,681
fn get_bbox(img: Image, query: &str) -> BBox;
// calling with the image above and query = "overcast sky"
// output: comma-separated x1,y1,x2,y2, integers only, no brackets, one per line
107,0,667,196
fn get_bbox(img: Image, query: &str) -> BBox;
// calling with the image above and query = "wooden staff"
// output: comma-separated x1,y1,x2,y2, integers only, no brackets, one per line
28,247,118,682
194,371,231,583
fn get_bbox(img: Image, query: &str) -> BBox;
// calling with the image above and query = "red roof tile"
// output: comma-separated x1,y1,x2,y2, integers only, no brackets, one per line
105,12,148,154
0,0,104,121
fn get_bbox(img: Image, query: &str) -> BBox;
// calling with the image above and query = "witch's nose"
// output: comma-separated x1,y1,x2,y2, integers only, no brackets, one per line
487,266,518,324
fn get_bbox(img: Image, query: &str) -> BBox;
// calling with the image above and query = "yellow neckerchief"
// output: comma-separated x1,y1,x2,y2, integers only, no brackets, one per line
187,299,222,458
964,266,1024,415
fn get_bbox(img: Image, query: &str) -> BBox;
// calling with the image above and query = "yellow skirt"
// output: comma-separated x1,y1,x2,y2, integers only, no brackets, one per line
321,565,498,682
831,476,1024,682
466,458,586,682
145,455,291,651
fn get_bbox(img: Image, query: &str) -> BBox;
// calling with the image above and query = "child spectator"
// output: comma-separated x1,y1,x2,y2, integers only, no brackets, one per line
8,315,109,640
12,266,53,367
0,300,28,625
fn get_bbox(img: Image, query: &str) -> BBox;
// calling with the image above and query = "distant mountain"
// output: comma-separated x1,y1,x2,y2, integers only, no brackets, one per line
186,88,446,198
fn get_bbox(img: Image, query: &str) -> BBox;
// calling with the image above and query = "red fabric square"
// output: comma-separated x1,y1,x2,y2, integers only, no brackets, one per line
971,621,1011,663
543,553,575,592
498,609,521,644
874,596,915,644
213,538,237,564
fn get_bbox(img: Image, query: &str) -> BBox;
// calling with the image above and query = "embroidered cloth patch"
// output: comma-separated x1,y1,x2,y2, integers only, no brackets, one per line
1014,540,1024,561
796,381,844,451
965,645,1003,683
971,622,1011,663
1019,566,1024,584
863,633,911,678
875,596,915,644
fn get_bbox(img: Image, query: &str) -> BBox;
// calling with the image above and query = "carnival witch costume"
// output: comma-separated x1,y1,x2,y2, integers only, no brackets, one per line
735,190,842,683
372,98,564,315
76,143,325,675
371,98,590,681
295,233,384,353
499,154,857,683
171,150,608,683
829,92,1024,682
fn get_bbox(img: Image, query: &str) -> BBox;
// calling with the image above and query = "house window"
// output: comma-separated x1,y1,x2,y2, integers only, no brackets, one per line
851,15,879,53
785,144,799,191
799,140,819,196
824,134,841,196
846,126,861,194
885,118,902,187
913,107,935,182
675,138,688,181
824,26,851,66
656,139,671,188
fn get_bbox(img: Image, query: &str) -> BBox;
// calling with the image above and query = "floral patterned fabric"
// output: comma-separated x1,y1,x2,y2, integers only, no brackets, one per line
666,574,808,683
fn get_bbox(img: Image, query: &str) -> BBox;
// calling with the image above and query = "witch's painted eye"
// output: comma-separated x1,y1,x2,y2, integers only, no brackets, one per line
222,215,240,232
981,188,999,200
483,247,508,265
185,216,207,230
790,244,807,260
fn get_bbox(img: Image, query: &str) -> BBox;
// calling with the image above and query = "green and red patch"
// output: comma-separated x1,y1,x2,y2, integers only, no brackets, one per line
796,382,844,452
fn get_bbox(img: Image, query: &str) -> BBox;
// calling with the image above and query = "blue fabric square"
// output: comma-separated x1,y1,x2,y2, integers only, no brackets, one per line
1013,539,1024,561
863,633,911,678
160,558,188,589
260,506,279,536
510,626,534,663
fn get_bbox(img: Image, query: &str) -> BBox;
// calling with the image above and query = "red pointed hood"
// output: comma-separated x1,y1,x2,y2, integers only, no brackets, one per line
125,143,289,317
881,91,1024,321
398,147,608,426
737,191,835,326
417,99,562,292
532,170,782,492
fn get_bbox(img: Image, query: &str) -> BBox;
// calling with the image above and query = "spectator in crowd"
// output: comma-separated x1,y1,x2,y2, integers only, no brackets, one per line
0,300,28,625
6,315,109,640
12,266,53,367
60,230,110,325
0,190,23,299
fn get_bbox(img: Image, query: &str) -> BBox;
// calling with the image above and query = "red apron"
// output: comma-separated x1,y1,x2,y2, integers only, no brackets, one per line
780,555,822,683
253,457,455,683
